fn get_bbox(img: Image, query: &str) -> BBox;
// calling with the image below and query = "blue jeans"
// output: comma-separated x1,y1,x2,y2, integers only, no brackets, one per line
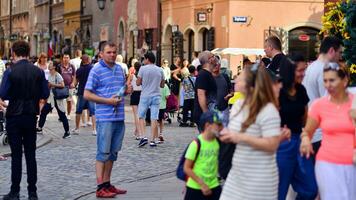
277,134,318,200
75,95,95,116
138,96,160,120
96,121,125,162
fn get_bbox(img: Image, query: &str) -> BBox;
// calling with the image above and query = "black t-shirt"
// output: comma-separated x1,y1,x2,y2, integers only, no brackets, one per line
193,69,217,123
76,64,93,95
279,84,309,133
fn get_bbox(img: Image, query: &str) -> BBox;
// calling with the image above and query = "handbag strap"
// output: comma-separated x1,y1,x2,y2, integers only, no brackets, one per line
188,76,195,90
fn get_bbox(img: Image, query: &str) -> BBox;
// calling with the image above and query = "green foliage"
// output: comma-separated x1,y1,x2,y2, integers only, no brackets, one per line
322,0,356,85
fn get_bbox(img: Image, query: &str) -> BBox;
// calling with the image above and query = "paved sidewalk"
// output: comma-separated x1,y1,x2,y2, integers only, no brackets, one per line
0,130,52,156
0,105,198,199
78,173,185,200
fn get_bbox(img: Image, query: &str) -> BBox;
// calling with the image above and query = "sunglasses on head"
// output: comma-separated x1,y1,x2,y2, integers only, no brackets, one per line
324,63,340,71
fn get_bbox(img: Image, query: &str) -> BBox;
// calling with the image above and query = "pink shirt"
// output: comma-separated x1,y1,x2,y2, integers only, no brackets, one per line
309,95,355,164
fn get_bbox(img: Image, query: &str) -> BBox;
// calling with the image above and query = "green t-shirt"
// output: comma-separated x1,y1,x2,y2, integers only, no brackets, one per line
160,84,170,109
184,134,220,189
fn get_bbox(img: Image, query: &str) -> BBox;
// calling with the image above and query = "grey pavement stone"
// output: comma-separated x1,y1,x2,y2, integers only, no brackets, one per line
0,105,198,200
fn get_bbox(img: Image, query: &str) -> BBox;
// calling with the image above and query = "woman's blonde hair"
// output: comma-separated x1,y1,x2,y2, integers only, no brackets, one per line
238,63,278,132
37,52,47,65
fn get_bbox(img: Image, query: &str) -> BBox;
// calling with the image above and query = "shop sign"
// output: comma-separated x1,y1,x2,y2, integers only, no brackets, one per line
298,34,310,41
233,16,247,23
197,12,207,22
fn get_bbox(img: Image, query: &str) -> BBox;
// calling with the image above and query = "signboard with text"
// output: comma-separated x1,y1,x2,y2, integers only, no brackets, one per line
233,16,247,23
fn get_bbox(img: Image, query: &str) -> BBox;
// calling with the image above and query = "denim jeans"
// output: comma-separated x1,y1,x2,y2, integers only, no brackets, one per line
96,121,125,162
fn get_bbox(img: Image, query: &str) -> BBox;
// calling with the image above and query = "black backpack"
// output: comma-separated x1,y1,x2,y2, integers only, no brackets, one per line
176,137,201,181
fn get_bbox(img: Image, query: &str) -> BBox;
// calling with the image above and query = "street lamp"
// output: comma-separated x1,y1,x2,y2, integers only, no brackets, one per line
97,0,106,10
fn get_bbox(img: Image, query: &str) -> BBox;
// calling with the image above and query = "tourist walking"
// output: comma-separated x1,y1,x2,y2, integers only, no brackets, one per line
219,63,281,200
302,36,343,158
136,52,165,147
276,59,317,200
34,52,49,80
161,59,171,82
193,51,218,131
129,62,142,140
300,64,356,200
71,54,96,136
264,36,288,74
0,41,49,200
184,111,222,200
60,54,76,120
84,42,132,198
180,65,196,127
37,61,71,139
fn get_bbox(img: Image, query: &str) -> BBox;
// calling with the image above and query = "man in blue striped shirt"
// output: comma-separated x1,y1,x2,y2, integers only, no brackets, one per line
84,42,132,198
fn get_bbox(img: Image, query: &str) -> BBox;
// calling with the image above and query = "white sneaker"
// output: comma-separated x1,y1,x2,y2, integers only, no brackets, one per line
87,121,93,126
81,123,87,127
67,115,71,120
92,130,97,136
72,128,79,135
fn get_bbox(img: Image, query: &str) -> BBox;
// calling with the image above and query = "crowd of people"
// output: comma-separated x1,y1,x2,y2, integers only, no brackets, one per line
0,34,355,200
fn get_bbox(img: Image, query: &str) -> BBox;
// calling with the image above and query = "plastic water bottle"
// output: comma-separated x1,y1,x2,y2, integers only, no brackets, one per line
116,85,126,101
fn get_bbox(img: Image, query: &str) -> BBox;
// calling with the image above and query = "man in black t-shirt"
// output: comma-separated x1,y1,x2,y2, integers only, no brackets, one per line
193,51,218,131
71,54,96,135
264,36,288,75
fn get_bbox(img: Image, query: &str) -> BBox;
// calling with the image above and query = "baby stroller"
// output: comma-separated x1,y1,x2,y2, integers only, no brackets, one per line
0,111,8,146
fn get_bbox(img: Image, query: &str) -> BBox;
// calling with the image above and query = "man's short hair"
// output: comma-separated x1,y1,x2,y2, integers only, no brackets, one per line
266,36,282,51
199,51,212,66
81,54,90,64
144,52,156,64
100,41,117,52
75,49,82,57
12,41,30,57
193,51,199,58
319,36,342,54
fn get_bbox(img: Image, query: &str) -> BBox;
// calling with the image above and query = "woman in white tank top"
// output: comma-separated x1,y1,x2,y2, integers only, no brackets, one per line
129,61,142,139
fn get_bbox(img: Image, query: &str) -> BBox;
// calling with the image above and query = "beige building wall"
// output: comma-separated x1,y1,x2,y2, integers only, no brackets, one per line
228,0,323,49
162,0,324,75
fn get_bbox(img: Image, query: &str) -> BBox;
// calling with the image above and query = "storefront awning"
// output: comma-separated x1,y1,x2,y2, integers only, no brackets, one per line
211,48,265,56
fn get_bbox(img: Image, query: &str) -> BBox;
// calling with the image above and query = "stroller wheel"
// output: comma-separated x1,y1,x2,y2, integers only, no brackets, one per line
1,131,8,146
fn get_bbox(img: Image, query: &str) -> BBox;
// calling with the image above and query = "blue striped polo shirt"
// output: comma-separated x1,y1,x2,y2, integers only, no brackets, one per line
85,60,125,122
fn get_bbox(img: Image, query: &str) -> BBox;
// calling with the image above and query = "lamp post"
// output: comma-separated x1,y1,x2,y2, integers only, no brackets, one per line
97,0,106,11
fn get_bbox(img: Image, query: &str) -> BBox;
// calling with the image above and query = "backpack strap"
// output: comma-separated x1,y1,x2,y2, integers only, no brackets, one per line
193,137,201,162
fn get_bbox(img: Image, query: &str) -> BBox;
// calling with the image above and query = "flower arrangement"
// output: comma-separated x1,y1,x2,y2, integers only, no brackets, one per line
321,0,356,85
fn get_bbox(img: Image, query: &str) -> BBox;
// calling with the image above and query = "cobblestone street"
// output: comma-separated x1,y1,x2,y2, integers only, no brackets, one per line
0,107,196,199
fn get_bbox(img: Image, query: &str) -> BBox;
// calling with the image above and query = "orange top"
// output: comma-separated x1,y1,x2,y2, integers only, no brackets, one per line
309,95,355,164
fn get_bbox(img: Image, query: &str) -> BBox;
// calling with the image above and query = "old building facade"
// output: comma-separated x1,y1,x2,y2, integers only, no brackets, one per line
114,0,160,63
161,0,324,75
81,0,116,56
0,0,30,58
63,0,81,56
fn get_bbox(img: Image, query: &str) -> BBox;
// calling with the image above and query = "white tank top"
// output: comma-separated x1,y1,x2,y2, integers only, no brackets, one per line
131,74,142,91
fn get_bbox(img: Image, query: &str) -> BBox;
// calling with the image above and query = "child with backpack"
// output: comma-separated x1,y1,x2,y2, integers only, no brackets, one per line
183,111,222,200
